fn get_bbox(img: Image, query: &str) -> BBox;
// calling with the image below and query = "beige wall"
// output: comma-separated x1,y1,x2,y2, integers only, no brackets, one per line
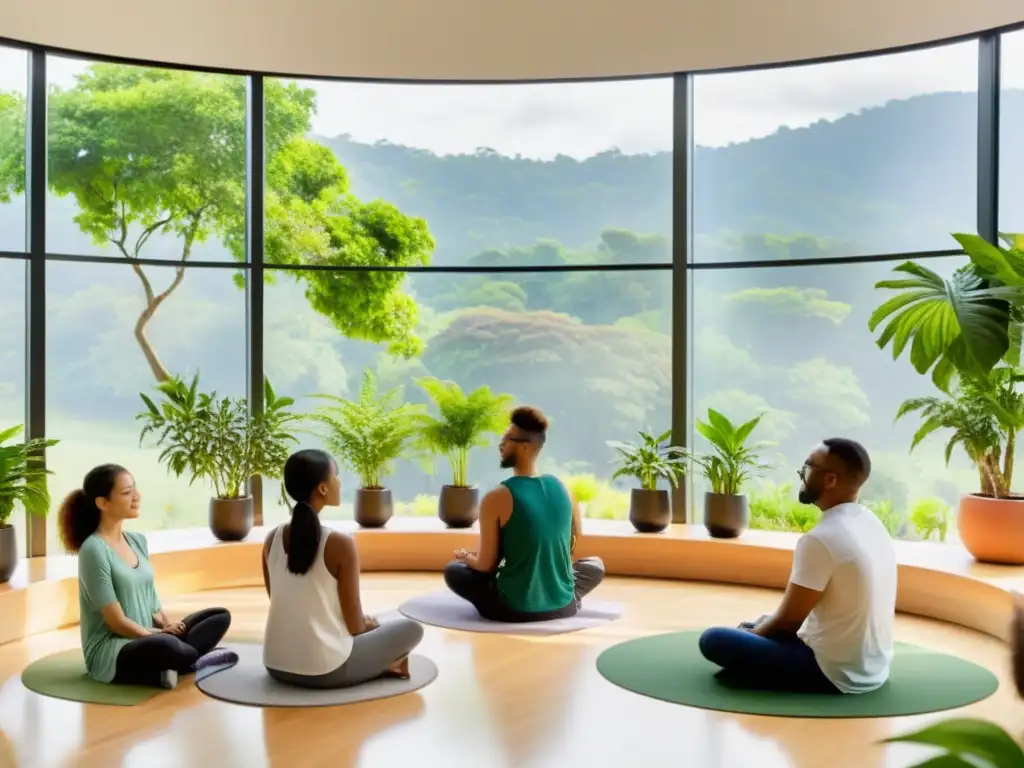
1,0,1022,81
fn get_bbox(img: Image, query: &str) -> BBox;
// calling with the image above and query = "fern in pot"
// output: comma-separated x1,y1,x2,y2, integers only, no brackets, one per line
606,429,687,533
0,426,58,583
138,374,300,541
416,377,513,528
312,371,424,528
687,409,772,539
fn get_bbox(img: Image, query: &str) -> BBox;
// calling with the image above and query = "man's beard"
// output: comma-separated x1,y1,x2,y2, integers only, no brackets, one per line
499,454,516,469
797,484,820,505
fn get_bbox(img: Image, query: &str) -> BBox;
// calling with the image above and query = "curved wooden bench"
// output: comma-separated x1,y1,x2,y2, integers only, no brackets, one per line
1,518,1020,646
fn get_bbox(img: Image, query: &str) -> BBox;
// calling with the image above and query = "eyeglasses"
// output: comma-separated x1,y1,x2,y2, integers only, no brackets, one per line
798,462,833,480
501,437,534,446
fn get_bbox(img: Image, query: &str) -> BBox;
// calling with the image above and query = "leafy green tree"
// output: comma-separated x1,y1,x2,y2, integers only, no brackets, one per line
0,66,433,382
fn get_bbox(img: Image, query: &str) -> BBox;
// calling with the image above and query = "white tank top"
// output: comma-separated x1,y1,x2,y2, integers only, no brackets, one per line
262,525,354,675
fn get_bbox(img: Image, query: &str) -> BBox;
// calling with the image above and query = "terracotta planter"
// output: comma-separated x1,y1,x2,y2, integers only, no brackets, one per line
355,488,393,528
209,496,253,542
629,488,671,533
0,524,16,584
958,493,1024,565
704,492,749,539
438,485,479,529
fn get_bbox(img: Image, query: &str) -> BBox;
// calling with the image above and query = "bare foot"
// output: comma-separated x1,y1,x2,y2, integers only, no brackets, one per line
385,656,411,680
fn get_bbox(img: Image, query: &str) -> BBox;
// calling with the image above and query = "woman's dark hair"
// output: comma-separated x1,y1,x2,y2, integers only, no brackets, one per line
282,449,335,575
58,464,128,553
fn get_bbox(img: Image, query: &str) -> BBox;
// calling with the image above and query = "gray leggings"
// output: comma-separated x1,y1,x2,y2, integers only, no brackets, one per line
266,617,424,689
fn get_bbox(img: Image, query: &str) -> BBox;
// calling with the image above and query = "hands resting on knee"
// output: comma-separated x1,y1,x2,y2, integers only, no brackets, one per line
738,614,770,632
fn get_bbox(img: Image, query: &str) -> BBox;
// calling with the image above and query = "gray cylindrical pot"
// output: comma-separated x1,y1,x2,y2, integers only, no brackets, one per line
704,492,749,539
438,485,480,529
209,496,254,542
0,524,17,584
355,488,393,528
629,488,671,533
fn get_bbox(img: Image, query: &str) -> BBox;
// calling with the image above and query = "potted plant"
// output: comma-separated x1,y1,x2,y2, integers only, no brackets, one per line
311,370,424,528
895,365,1024,563
872,232,1024,563
0,426,58,583
416,377,512,528
138,374,300,541
686,409,771,539
606,430,686,533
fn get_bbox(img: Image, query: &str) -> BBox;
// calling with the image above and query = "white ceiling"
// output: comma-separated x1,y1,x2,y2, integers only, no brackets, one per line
1,0,1022,80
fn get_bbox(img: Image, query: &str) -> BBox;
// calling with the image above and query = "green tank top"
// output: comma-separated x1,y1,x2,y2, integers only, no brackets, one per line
496,474,575,613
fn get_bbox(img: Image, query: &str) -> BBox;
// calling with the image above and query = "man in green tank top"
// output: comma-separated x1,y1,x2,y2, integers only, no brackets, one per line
444,406,605,622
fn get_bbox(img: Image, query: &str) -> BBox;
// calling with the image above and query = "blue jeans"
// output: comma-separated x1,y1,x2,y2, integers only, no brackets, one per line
698,627,840,694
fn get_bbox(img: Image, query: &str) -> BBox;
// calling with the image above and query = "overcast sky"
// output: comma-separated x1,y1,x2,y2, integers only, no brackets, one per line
1,32,1021,160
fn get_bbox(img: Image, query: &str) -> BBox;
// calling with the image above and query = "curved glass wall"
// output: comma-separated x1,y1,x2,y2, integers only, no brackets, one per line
1002,30,1024,233
0,26,1018,552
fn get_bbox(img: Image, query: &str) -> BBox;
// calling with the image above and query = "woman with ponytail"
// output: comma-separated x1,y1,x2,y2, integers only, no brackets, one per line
60,464,232,689
262,449,424,687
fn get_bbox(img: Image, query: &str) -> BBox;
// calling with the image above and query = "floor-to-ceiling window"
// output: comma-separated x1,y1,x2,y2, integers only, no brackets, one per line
1002,29,1024,233
0,45,29,553
690,40,980,543
42,56,248,548
2,25,1018,555
261,77,674,523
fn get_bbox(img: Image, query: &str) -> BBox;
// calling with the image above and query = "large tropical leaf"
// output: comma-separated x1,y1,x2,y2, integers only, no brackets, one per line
883,717,1024,768
870,260,1015,390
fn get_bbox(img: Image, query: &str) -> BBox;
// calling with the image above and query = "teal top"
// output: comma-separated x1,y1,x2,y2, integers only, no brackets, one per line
496,475,575,613
77,531,161,683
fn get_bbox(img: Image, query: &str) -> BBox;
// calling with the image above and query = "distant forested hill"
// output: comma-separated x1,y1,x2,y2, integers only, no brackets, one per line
3,89,1019,267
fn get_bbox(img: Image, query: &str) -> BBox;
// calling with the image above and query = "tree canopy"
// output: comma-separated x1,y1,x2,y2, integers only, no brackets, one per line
0,65,434,380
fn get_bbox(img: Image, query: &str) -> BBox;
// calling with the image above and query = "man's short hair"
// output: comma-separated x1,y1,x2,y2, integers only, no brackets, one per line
822,437,871,484
510,406,548,443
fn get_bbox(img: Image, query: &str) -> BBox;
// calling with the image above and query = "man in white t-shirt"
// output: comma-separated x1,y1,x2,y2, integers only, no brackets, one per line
698,438,897,694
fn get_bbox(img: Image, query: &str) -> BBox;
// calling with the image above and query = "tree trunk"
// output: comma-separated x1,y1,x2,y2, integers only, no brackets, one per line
134,311,170,382
127,226,196,383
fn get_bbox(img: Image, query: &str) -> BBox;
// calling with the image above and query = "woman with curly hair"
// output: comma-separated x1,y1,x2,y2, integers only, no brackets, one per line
59,464,232,689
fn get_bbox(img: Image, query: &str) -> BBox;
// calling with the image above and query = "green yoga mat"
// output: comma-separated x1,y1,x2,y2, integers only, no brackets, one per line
596,630,1000,718
21,649,162,706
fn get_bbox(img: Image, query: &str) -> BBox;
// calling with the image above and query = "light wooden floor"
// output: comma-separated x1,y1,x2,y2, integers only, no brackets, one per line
0,575,1020,768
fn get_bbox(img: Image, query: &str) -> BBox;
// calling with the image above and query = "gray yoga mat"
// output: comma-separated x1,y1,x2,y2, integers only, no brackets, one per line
195,642,438,708
398,590,623,634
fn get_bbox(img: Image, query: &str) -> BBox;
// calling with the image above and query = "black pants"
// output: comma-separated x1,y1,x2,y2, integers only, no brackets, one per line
112,607,231,686
444,558,605,623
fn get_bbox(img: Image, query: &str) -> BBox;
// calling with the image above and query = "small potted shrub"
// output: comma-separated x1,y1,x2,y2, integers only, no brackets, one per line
138,374,300,541
312,370,423,528
687,409,771,539
606,429,686,533
896,365,1024,563
0,425,58,583
416,377,512,528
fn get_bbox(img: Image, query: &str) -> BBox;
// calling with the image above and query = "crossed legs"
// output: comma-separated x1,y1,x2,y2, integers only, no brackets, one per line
267,617,425,689
698,626,839,694
444,556,606,622
112,607,232,686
